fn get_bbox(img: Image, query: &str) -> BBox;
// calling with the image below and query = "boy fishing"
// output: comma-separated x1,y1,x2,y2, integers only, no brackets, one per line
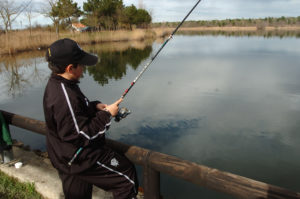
43,38,138,199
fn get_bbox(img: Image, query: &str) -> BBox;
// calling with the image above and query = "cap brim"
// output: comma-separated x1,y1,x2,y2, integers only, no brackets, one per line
78,51,98,66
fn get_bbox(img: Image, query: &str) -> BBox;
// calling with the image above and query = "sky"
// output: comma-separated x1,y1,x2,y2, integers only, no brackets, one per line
7,0,300,29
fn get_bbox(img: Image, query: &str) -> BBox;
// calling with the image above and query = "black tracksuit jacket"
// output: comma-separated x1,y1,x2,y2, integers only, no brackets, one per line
43,74,112,175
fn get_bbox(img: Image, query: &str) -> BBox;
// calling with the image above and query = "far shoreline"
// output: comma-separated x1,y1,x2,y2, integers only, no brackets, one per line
1,26,300,56
155,25,300,32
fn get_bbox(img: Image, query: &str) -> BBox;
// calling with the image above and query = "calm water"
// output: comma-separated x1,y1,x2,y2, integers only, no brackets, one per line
1,35,300,198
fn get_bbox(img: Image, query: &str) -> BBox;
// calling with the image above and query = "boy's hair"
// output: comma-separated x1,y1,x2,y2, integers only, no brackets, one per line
46,52,78,74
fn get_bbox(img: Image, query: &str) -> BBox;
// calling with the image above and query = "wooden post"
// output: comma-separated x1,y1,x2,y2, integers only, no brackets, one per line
143,164,160,199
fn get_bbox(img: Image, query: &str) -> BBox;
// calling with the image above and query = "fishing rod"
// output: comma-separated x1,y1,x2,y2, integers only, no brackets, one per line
68,0,203,166
115,0,202,122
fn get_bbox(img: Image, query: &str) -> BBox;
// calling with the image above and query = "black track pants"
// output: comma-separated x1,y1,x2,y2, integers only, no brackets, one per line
59,147,139,199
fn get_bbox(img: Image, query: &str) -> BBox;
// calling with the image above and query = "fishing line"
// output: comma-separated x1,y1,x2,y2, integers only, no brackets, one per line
115,0,202,122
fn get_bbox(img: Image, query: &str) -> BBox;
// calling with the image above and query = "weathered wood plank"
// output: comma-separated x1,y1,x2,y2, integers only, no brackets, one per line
1,110,47,135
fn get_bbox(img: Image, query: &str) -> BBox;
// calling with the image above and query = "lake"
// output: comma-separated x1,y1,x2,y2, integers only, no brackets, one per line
1,34,300,198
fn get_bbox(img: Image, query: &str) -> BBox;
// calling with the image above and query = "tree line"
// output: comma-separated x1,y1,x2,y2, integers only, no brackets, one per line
153,16,300,29
47,0,151,34
0,0,152,35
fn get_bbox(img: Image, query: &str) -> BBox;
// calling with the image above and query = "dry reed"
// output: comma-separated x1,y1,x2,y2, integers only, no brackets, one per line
0,30,57,55
0,29,157,56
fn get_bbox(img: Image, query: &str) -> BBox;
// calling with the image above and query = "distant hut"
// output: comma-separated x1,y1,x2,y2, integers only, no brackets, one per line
71,23,88,32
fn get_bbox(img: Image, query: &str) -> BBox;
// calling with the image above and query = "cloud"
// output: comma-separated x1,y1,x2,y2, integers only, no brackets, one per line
9,0,300,27
123,0,300,21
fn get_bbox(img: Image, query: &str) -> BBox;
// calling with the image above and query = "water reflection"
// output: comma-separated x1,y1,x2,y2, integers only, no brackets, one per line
87,46,152,85
0,52,47,101
0,41,153,101
119,118,200,150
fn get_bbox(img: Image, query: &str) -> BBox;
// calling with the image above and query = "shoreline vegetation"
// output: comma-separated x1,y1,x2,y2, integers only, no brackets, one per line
1,20,300,56
0,170,42,199
0,29,157,56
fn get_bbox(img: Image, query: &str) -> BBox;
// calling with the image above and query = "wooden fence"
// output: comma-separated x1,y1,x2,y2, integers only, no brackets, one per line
1,110,300,199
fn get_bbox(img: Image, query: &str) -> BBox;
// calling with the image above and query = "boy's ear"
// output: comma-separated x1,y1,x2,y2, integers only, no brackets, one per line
65,64,73,73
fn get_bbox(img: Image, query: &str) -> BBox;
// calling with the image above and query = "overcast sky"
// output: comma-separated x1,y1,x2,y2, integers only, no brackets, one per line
11,0,300,28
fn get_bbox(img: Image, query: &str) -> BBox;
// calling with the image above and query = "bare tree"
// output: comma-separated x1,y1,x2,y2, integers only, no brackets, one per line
0,0,31,34
42,0,60,37
25,2,38,36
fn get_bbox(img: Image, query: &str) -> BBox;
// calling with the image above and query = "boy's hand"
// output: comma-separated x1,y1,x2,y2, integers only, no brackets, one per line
105,98,123,117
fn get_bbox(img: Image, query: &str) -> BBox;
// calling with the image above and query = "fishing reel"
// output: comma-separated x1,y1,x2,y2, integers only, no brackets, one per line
115,107,131,122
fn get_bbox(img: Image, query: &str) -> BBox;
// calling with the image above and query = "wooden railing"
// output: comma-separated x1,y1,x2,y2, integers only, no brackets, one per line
1,110,300,199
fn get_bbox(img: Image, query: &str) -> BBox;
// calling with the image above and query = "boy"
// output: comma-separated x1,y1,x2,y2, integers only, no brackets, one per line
43,38,138,199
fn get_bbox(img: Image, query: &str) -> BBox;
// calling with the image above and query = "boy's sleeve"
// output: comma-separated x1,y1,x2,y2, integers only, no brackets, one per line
89,100,101,111
70,96,112,145
53,94,111,147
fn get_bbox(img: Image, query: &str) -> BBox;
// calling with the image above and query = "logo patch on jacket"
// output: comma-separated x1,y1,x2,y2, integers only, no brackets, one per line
111,158,119,167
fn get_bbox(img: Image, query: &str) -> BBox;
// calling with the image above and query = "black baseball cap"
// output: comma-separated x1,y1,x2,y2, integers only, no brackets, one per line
46,38,98,67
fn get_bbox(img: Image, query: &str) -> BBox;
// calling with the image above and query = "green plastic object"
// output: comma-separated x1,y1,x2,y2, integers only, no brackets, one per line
0,112,12,149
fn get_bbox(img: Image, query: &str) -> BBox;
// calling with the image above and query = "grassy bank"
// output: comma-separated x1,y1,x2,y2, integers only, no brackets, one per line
1,26,300,56
0,170,42,199
0,29,157,55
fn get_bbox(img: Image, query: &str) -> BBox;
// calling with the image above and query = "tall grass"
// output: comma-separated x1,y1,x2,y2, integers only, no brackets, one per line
0,170,42,199
0,30,56,55
71,29,155,44
0,29,156,55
